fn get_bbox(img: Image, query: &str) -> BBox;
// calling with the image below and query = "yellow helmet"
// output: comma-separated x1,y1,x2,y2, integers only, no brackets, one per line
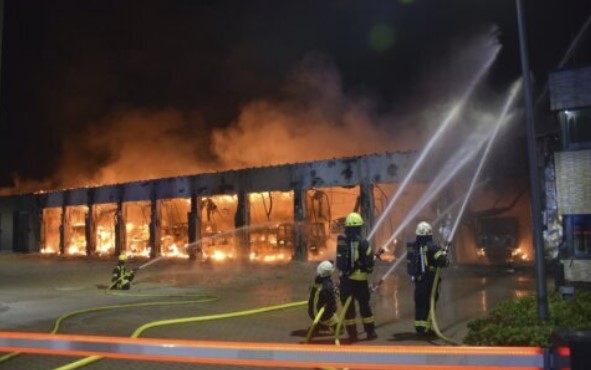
345,212,364,227
118,254,128,262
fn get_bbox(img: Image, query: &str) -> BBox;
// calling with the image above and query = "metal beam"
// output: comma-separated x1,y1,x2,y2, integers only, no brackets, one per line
39,152,418,208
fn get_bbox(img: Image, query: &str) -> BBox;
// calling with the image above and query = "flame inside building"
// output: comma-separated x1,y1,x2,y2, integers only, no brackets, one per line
38,189,356,262
12,152,534,266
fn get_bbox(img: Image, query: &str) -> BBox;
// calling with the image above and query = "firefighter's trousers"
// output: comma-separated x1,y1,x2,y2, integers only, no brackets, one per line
339,278,375,338
414,272,440,333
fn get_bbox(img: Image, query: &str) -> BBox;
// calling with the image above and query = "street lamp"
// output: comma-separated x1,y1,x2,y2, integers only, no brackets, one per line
515,0,549,321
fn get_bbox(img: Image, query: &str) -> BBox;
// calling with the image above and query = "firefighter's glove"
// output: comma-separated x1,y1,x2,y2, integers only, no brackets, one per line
375,248,386,261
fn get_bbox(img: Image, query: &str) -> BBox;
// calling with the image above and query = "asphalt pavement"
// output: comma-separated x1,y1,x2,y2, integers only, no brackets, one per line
0,253,537,370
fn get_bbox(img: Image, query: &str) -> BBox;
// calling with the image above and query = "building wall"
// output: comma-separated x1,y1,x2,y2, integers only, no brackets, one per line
555,150,591,215
549,66,591,111
0,152,419,255
0,195,39,253
549,66,591,282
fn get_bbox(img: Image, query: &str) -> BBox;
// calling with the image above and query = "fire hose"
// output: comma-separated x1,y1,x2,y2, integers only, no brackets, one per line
0,256,216,365
0,253,310,369
429,267,462,346
51,300,307,370
370,246,462,345
305,296,353,370
0,285,218,365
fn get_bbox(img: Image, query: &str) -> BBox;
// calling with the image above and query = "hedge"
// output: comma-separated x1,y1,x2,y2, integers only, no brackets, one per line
464,290,591,347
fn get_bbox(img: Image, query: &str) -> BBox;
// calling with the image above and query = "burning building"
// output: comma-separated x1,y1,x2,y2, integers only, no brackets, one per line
1,152,442,262
0,142,546,266
0,136,549,267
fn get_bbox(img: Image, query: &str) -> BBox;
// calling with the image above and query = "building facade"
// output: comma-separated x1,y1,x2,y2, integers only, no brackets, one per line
0,152,425,262
549,65,591,282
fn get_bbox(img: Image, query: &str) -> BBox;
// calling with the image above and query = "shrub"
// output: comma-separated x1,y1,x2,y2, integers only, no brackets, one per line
464,290,591,347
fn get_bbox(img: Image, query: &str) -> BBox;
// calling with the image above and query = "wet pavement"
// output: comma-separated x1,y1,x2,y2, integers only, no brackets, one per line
0,253,539,369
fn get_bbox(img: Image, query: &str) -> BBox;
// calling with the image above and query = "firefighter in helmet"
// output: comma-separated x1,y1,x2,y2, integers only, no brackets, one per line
111,254,137,290
406,221,449,336
336,212,377,341
308,260,338,335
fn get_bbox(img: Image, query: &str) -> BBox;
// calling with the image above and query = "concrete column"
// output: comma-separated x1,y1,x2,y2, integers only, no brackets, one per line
37,208,44,252
187,193,202,260
114,200,124,257
360,182,375,249
35,196,47,253
85,189,95,256
149,197,161,258
234,191,250,260
59,204,66,255
293,187,307,261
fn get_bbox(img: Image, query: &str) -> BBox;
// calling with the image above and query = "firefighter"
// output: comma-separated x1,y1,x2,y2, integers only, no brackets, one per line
111,254,137,290
336,212,377,341
406,221,449,336
308,260,338,335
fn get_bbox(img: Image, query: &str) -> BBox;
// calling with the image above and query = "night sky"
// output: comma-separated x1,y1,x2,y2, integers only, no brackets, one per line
1,0,590,192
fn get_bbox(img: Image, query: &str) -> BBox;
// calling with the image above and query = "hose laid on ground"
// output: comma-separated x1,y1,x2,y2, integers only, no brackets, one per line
0,287,218,364
429,267,462,345
52,300,307,370
304,296,352,370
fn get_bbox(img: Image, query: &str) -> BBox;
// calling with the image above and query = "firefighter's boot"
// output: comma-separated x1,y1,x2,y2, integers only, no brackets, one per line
365,322,378,340
346,325,358,342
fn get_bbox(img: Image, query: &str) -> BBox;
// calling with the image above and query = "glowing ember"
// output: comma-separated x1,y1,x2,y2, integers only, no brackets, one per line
212,250,229,261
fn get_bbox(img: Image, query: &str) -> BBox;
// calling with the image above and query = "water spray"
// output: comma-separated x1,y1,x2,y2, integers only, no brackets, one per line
446,80,522,243
372,80,520,290
130,222,280,271
367,46,501,242
137,256,165,270
379,129,494,251
427,82,521,345
186,222,277,251
431,179,489,228
370,129,494,291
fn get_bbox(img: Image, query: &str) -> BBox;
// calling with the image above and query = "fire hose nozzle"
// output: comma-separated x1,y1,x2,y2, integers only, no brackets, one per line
443,241,452,253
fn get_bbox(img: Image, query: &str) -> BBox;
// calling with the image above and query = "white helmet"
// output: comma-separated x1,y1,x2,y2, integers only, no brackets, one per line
416,221,432,236
317,260,335,277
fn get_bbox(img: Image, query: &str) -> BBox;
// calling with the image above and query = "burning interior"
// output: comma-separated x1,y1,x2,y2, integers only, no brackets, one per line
200,195,238,261
94,204,117,256
64,205,88,256
34,152,532,265
160,198,190,258
124,201,151,258
41,207,61,254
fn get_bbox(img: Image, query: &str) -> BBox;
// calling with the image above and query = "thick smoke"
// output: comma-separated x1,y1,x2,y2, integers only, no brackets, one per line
2,27,503,195
211,55,418,168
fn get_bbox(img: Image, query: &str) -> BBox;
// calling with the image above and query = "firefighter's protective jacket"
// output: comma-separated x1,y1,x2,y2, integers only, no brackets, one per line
336,234,374,281
407,239,449,280
308,275,338,326
111,264,135,289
